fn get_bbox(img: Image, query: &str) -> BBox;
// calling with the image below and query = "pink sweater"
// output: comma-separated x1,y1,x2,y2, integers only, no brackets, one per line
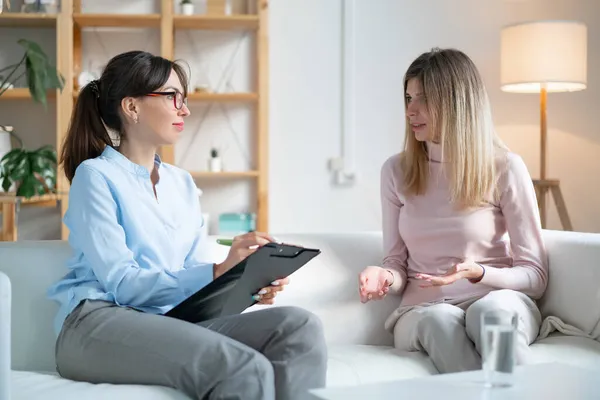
381,142,548,307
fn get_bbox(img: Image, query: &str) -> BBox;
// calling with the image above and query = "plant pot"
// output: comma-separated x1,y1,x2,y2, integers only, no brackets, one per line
0,127,15,193
0,81,14,91
181,3,194,15
0,128,12,163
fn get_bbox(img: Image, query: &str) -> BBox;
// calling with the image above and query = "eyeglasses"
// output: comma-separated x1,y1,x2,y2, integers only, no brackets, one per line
146,91,188,110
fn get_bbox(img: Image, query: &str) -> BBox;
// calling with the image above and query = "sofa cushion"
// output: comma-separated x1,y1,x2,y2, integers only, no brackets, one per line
326,334,600,388
11,346,437,399
11,371,190,400
11,335,600,398
529,333,600,369
326,344,437,387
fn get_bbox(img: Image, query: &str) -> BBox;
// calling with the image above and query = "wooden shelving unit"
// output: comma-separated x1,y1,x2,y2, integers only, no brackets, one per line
0,0,269,240
0,10,71,241
0,88,56,100
154,0,269,233
173,14,259,30
73,13,162,28
0,13,57,27
188,92,259,102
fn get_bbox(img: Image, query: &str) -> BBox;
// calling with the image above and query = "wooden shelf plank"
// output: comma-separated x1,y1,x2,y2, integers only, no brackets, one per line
0,13,57,28
173,15,258,30
0,88,56,100
73,13,161,28
188,92,258,102
189,171,259,179
0,193,62,205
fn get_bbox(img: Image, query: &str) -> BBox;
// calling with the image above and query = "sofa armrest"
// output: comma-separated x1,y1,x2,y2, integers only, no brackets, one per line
0,271,10,400
539,230,600,340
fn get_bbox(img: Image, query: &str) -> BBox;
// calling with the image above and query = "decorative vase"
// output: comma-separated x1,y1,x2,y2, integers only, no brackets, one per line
181,3,194,15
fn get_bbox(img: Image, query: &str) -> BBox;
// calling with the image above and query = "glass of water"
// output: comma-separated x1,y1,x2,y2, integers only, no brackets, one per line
481,309,518,388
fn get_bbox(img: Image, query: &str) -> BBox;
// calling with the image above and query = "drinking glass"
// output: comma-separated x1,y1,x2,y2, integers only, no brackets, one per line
481,309,518,387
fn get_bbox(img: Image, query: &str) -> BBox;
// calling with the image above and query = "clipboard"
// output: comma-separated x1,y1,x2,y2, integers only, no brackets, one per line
165,242,321,323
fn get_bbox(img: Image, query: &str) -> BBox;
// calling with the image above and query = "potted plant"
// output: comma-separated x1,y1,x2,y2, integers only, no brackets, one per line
180,0,194,15
0,36,64,198
0,138,57,198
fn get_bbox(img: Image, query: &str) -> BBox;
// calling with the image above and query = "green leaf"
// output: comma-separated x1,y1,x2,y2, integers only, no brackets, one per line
16,174,37,198
15,39,65,107
1,150,27,181
25,56,47,107
34,145,57,162
1,177,11,193
10,154,30,181
1,148,26,165
45,63,65,89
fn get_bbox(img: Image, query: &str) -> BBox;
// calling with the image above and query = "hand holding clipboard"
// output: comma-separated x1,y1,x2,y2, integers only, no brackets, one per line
166,233,321,323
215,232,286,305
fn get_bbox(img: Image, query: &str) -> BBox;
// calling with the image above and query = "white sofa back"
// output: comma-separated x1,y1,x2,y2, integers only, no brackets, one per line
1,229,600,374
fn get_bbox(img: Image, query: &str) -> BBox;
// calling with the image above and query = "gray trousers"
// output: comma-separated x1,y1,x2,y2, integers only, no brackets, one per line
392,289,542,374
55,300,327,400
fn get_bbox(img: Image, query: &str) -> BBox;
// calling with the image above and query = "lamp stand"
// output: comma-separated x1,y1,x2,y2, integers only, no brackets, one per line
533,86,573,231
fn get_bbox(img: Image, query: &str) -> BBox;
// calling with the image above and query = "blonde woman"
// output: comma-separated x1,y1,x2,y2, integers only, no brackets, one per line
358,48,547,374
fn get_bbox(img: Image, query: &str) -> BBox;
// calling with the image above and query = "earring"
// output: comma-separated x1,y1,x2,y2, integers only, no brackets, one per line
133,115,139,124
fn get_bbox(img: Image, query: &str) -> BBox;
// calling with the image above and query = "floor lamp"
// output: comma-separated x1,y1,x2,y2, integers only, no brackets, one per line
500,20,587,231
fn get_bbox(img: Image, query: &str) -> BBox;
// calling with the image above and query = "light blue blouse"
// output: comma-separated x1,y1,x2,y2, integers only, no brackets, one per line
47,146,213,336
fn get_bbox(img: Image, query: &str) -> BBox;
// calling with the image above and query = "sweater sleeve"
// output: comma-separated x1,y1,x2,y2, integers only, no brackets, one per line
478,153,549,299
380,156,409,294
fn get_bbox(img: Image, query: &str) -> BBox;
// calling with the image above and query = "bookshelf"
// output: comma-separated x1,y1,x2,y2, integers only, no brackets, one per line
0,0,269,240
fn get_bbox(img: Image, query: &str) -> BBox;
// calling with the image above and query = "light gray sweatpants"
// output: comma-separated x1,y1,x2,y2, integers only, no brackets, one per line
55,300,327,400
392,289,542,374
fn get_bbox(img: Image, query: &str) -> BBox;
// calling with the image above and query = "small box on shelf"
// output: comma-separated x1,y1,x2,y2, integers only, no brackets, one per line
218,212,256,236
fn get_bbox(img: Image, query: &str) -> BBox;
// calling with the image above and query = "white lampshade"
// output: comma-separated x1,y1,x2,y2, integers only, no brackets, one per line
500,20,587,93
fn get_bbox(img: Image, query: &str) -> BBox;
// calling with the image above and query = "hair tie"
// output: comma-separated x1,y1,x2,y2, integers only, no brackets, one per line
89,80,100,98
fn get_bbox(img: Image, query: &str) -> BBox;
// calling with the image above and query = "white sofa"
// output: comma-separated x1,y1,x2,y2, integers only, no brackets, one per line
1,229,600,399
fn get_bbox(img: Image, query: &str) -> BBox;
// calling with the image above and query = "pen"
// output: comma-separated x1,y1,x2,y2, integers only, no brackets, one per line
216,237,282,246
216,238,234,246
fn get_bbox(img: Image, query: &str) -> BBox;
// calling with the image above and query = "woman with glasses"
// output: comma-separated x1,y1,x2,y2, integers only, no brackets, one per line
47,50,327,400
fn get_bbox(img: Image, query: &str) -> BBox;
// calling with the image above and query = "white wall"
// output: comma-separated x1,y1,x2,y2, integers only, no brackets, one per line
1,0,599,239
269,0,600,234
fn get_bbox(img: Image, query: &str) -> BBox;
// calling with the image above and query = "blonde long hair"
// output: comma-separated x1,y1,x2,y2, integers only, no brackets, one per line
400,48,507,208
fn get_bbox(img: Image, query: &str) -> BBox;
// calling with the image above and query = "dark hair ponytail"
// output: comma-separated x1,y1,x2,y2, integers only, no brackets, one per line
60,50,189,183
60,80,112,183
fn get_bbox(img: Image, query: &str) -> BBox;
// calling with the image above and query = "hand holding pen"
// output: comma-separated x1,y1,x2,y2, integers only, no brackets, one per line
215,232,289,305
